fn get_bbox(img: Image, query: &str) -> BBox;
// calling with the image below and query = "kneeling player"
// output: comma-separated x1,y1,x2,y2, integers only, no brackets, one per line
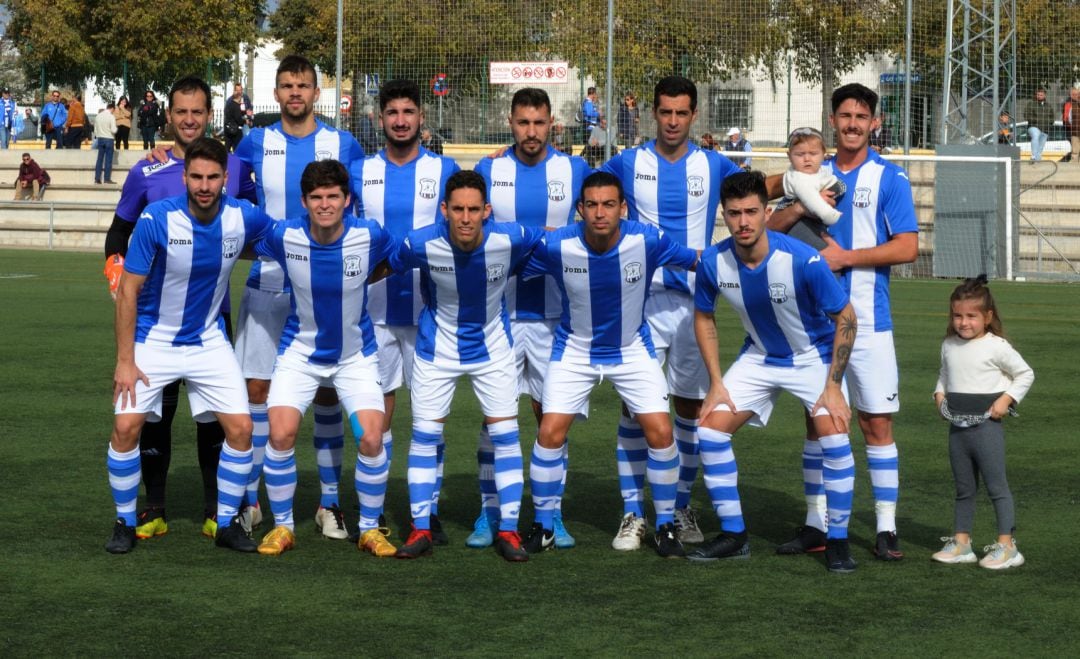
691,172,859,572
251,160,397,557
522,172,698,558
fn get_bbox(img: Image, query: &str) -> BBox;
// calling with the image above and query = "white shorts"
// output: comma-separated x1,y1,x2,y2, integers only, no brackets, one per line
511,318,557,402
115,336,248,423
542,356,670,417
708,352,848,428
235,287,291,381
410,354,520,421
646,289,710,400
846,330,900,414
267,350,385,416
374,324,417,394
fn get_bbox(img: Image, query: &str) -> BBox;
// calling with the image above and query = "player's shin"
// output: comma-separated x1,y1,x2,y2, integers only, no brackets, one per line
819,434,855,540
488,420,524,532
698,427,745,533
407,420,443,530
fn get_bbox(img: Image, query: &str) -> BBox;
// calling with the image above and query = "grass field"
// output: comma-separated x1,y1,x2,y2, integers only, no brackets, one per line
2,249,1077,656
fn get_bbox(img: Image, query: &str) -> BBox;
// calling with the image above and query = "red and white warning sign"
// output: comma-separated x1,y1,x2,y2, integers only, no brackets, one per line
489,61,569,85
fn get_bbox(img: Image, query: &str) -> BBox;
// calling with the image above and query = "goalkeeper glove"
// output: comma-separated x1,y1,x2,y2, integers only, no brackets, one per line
105,254,124,300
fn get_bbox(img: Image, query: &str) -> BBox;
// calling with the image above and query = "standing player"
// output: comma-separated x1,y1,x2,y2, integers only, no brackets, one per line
521,172,698,558
234,54,366,540
691,172,859,572
252,160,397,558
106,137,271,554
470,87,592,549
390,171,543,563
769,83,917,560
600,76,743,549
103,76,257,540
352,79,460,544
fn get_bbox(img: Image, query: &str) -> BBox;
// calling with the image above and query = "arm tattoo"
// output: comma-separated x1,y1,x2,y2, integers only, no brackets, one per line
839,313,857,342
830,308,856,383
831,345,851,383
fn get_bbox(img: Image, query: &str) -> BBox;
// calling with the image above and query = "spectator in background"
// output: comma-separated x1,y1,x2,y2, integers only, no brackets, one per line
224,84,252,152
420,126,444,155
138,90,161,150
65,93,87,149
358,109,380,153
0,88,17,149
617,92,639,148
93,102,118,185
15,153,48,200
19,108,37,142
996,111,1012,145
551,121,567,153
41,90,67,149
581,86,600,143
700,132,717,150
582,117,610,167
1024,87,1054,163
869,113,894,154
724,127,752,170
114,97,132,150
1063,85,1080,163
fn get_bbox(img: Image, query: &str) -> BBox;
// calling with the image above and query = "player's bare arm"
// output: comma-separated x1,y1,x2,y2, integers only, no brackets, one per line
812,302,856,432
368,258,393,284
693,309,736,425
820,230,917,272
113,271,149,408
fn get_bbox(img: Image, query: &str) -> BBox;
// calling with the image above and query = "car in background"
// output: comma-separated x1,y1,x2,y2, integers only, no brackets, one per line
980,120,1070,157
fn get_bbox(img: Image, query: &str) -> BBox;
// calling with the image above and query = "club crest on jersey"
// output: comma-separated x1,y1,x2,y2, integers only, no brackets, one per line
853,187,871,208
624,261,642,283
547,180,566,202
221,237,240,259
418,178,438,200
687,175,705,198
315,150,333,162
769,282,788,304
486,263,505,282
343,254,363,278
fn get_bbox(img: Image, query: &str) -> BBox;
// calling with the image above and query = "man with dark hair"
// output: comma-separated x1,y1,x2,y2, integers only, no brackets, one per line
351,78,461,544
93,102,118,185
234,54,367,541
581,86,600,143
468,87,593,550
769,81,917,562
224,83,253,152
105,136,272,554
41,90,67,149
1023,87,1054,162
103,76,258,542
65,92,87,149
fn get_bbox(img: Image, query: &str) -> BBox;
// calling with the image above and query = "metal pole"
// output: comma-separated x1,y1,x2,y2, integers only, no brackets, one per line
335,0,344,129
786,55,792,137
940,0,954,144
903,0,913,154
604,0,614,161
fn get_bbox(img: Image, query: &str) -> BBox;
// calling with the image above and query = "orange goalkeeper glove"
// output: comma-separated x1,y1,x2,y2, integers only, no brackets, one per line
105,254,124,299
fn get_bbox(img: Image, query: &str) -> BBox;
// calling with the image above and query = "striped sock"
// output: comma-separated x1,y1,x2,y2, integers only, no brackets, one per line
263,445,296,530
489,420,523,532
216,444,253,524
647,443,679,529
555,439,569,517
476,426,499,522
407,420,443,530
432,437,445,516
312,403,344,509
530,443,563,531
802,439,828,531
355,448,389,532
867,443,899,533
382,429,394,466
245,402,269,507
107,445,140,525
820,434,856,540
698,427,745,533
674,414,699,509
616,412,647,517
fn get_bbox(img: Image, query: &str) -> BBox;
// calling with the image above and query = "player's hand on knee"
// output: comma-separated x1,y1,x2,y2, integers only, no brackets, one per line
113,361,149,409
813,384,850,434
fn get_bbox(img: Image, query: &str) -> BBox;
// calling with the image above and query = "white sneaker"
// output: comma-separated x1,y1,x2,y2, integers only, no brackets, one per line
611,512,647,551
979,541,1025,570
314,505,349,540
673,506,704,544
931,536,977,564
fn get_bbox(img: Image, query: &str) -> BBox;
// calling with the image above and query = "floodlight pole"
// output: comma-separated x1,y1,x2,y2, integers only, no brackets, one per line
604,0,614,161
335,0,344,130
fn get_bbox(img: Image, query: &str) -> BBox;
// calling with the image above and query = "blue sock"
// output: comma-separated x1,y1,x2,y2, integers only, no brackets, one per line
263,445,296,530
530,443,563,531
699,427,745,533
312,403,344,509
802,439,827,531
616,413,647,517
407,420,443,530
820,434,855,540
107,445,140,526
216,444,253,524
674,414,699,509
476,426,499,521
245,402,268,507
488,420,523,532
432,437,445,517
867,443,899,533
382,429,394,466
647,443,679,528
554,438,569,519
355,448,389,532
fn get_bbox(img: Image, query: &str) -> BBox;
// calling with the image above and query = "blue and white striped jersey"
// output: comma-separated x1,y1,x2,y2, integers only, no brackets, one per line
475,147,593,321
254,215,395,364
390,221,544,365
601,140,740,294
824,150,917,333
352,147,461,326
124,195,271,347
235,120,366,294
695,230,849,367
522,220,698,365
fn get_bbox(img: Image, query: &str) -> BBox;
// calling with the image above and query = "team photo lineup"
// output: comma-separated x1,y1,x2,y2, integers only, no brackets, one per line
102,53,1033,573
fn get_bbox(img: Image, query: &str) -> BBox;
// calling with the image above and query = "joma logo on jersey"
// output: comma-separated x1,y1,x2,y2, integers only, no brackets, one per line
547,180,566,202
687,175,705,197
364,178,384,186
221,237,239,259
263,149,286,156
853,187,872,208
493,180,514,187
486,263,505,282
343,254,362,278
624,261,642,283
286,252,309,262
431,265,454,272
769,283,788,304
418,178,437,200
168,238,193,246
564,266,587,274
635,173,656,181
717,281,740,289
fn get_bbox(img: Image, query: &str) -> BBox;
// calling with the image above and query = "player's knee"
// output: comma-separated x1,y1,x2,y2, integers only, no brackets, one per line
111,417,144,451
858,412,893,445
246,379,270,404
639,414,674,449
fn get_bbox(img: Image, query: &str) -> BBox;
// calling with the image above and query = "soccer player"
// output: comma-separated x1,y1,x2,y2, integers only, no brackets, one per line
105,137,271,554
390,170,543,563
351,79,460,544
252,160,397,558
234,54,366,540
768,83,917,560
521,171,698,558
599,75,744,549
470,87,592,549
103,76,257,540
691,172,859,572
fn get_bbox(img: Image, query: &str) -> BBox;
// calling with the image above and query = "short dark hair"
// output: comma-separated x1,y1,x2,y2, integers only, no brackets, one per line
300,159,351,197
654,76,698,111
511,88,551,114
720,171,768,207
831,82,878,115
184,137,228,172
277,54,318,83
580,171,624,203
444,170,488,204
169,76,212,111
587,86,597,95
379,79,421,112
106,102,115,110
